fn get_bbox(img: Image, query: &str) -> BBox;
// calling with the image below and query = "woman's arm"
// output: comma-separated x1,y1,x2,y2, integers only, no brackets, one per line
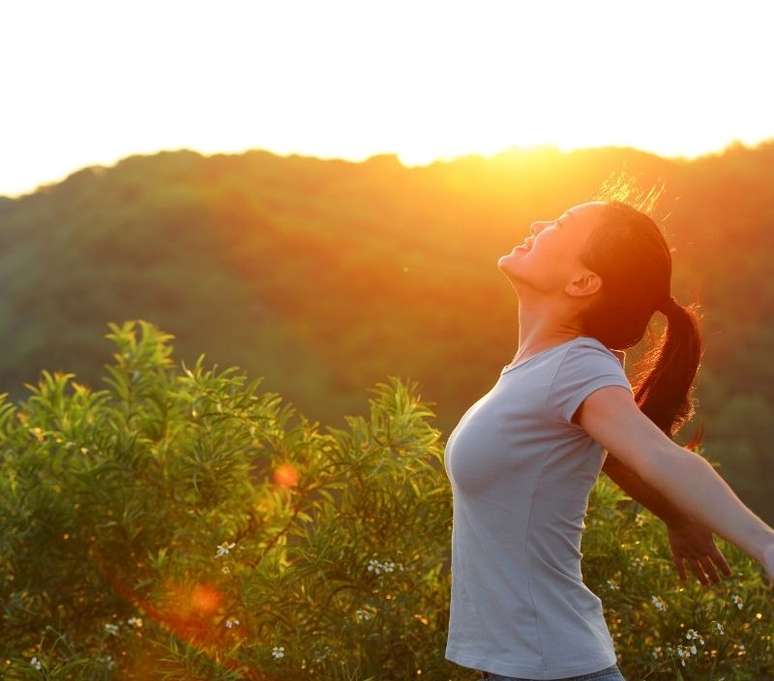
577,385,774,579
602,452,734,585
602,452,691,525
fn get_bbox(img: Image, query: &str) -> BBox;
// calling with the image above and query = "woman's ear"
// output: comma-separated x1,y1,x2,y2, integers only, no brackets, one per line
565,269,603,299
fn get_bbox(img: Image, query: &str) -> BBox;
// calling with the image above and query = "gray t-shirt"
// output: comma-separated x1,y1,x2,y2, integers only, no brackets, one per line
443,335,631,679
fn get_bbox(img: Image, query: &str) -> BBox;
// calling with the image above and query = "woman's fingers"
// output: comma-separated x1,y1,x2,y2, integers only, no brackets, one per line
677,552,736,587
689,558,710,585
710,546,734,579
699,556,720,584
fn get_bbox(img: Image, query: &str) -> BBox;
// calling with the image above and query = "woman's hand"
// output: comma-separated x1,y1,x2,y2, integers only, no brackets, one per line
666,517,734,587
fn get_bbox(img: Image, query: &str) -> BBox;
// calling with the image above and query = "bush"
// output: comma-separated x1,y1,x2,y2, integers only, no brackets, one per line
0,321,771,680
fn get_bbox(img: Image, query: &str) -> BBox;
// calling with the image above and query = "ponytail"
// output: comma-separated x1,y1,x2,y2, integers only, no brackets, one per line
573,197,705,447
631,296,704,446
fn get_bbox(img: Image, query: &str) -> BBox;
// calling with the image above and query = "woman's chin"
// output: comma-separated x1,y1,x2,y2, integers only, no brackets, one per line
499,249,536,281
498,250,526,268
497,257,520,276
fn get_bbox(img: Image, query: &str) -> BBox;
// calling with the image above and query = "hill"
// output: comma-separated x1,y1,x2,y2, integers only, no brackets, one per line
1,141,772,520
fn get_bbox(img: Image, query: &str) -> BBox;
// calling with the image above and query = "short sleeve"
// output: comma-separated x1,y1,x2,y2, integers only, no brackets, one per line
548,340,632,425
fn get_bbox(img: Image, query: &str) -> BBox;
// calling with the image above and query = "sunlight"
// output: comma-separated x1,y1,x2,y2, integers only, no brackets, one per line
2,0,772,196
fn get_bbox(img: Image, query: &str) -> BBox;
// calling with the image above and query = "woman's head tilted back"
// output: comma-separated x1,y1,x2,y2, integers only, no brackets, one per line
498,199,703,443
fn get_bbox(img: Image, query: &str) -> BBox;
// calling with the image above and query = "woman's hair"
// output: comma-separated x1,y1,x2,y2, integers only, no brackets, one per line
578,199,704,446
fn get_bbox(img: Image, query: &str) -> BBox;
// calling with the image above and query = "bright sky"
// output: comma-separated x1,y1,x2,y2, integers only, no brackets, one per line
3,0,772,197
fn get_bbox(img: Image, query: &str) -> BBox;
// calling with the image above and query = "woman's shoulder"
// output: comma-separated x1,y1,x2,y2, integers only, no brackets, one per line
572,336,627,368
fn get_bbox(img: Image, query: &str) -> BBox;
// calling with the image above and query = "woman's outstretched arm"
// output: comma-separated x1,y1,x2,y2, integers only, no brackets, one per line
576,385,774,584
602,452,692,525
602,451,734,585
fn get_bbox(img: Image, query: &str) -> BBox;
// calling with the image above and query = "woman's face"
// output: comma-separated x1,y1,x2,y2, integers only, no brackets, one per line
497,201,606,300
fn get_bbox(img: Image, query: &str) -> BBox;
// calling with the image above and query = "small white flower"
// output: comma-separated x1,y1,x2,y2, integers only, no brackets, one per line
686,629,705,646
651,645,663,659
606,578,620,591
675,641,701,665
225,617,240,629
355,608,375,623
215,541,236,558
711,620,725,635
366,557,405,576
272,645,285,660
731,593,743,609
30,656,43,670
104,622,119,636
675,644,694,666
127,616,143,628
221,565,231,574
98,655,115,670
650,594,667,612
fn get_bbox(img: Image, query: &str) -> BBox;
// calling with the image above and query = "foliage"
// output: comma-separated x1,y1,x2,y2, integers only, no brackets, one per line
1,144,774,525
0,320,771,680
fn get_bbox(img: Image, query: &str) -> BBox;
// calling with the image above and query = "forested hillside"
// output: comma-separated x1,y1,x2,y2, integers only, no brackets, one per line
0,142,772,520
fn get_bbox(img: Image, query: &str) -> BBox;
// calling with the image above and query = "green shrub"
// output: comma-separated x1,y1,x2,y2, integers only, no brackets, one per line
0,321,770,680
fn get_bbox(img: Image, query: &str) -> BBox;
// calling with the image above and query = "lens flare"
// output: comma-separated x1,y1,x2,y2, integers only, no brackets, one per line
273,462,299,488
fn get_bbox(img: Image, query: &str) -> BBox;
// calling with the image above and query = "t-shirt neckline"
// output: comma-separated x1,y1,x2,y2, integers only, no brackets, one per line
500,335,588,376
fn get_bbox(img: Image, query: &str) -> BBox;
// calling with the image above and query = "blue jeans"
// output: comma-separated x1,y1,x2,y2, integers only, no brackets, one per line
479,663,626,681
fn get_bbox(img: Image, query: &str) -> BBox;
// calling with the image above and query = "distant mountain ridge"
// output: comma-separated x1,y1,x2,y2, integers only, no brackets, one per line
1,141,773,520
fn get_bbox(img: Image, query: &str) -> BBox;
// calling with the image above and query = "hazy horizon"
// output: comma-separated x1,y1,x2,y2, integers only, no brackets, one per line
4,136,774,201
4,0,773,198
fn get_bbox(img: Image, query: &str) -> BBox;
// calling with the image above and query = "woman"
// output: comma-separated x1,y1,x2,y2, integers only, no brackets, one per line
442,200,774,681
